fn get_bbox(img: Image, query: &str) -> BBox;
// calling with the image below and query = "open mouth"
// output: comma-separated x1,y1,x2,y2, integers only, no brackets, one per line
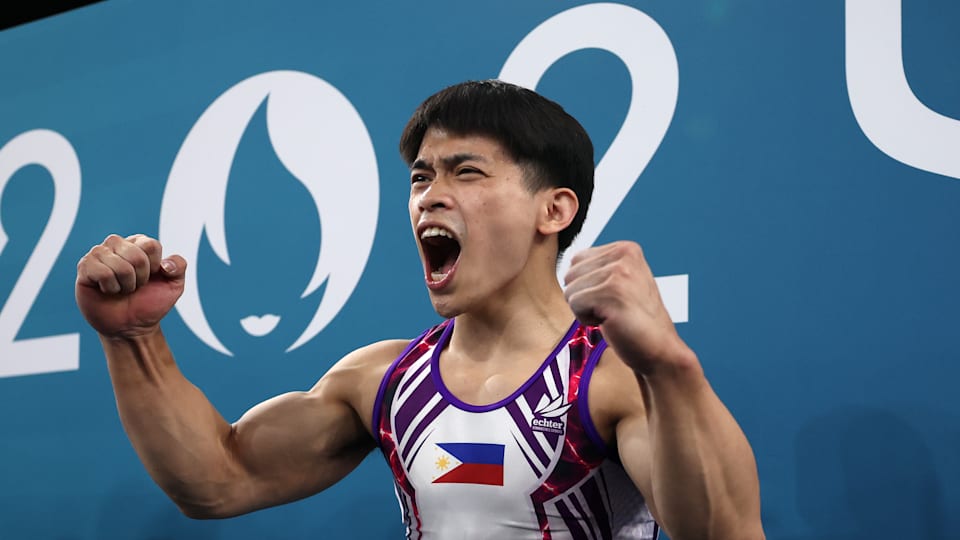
420,226,461,284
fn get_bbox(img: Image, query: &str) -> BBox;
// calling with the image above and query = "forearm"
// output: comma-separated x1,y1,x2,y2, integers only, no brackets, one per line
638,354,763,540
101,328,240,514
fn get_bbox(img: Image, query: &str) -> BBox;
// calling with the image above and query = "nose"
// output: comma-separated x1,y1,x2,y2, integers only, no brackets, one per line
416,178,453,212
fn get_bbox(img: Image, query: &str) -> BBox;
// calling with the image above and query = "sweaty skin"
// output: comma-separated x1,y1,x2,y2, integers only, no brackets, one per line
76,130,764,539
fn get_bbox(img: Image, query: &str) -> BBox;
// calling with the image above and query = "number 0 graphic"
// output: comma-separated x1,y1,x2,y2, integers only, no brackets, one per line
846,0,960,181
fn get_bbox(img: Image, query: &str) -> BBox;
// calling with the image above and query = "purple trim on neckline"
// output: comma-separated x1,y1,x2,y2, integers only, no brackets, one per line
371,326,437,448
431,318,580,413
578,337,613,460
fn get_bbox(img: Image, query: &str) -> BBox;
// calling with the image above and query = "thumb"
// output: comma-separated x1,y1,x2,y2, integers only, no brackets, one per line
159,255,188,279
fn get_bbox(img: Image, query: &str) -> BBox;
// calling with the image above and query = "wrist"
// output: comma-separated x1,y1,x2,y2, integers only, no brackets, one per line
99,324,164,347
631,339,701,378
99,325,177,382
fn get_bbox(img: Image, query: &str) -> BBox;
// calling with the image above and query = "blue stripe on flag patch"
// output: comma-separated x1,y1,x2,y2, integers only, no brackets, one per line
436,442,504,465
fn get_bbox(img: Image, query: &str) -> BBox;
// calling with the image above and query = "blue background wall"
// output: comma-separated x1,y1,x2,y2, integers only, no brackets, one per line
0,1,957,538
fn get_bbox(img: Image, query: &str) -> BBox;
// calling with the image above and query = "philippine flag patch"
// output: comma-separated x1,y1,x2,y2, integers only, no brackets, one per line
431,442,504,486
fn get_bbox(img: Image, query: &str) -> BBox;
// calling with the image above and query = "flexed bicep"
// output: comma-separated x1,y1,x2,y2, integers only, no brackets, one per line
198,340,404,518
224,386,376,514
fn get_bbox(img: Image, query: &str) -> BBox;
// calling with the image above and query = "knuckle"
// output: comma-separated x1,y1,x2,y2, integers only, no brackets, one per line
118,257,137,276
618,240,641,256
104,279,121,294
90,244,113,259
104,233,124,246
85,265,113,287
94,269,117,287
600,272,628,297
116,264,138,291
568,250,587,266
126,247,150,269
133,235,161,252
90,265,110,280
142,239,162,257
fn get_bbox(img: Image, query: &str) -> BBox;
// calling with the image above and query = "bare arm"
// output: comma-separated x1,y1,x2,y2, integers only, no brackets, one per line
595,348,764,539
566,241,764,539
77,234,396,518
102,330,392,518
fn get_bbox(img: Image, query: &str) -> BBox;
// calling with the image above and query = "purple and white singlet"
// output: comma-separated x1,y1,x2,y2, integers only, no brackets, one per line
374,319,659,539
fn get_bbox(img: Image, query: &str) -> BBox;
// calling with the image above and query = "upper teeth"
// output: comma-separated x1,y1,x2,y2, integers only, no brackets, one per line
420,227,452,239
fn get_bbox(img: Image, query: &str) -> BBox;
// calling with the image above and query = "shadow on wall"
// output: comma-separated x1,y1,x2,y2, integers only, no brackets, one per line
792,407,947,540
82,456,403,539
91,481,221,540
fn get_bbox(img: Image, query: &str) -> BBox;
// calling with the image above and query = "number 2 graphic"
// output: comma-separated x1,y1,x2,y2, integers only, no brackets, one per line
500,3,688,322
0,130,81,378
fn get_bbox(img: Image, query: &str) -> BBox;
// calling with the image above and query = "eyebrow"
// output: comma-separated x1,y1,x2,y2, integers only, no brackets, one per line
411,153,489,171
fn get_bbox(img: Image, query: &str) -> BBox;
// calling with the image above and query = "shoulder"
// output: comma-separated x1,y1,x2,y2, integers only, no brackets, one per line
323,320,449,394
310,337,421,436
328,339,412,376
316,338,412,397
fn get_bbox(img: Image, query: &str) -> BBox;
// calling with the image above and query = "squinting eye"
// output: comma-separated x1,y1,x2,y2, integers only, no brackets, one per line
411,174,429,184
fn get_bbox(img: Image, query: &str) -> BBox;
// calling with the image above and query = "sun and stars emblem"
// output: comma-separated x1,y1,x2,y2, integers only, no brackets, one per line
431,452,453,481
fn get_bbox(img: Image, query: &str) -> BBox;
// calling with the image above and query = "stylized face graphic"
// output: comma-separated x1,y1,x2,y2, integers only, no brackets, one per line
160,71,379,356
408,128,547,318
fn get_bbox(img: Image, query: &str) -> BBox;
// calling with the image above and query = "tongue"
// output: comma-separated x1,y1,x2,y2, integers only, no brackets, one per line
431,258,456,282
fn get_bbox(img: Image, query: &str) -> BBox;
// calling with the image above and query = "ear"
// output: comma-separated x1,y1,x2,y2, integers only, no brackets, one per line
536,187,579,236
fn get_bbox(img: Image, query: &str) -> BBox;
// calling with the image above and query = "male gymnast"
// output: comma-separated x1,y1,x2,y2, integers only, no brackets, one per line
76,80,764,539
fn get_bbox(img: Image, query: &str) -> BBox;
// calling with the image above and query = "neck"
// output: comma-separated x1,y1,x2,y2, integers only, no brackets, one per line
447,266,576,364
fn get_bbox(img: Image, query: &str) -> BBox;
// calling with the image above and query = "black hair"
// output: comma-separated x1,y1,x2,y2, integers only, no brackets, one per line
399,80,594,255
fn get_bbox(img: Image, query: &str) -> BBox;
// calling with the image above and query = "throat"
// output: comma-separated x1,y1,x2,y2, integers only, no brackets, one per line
439,354,538,406
437,317,578,407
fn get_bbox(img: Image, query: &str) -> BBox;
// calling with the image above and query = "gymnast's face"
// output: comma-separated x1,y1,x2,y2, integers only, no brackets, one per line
409,127,546,318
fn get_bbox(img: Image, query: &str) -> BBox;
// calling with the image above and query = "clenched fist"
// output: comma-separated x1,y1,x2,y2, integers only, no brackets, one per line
563,241,695,375
75,234,186,339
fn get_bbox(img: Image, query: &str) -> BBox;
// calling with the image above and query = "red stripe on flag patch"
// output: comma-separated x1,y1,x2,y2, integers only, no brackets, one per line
433,463,503,486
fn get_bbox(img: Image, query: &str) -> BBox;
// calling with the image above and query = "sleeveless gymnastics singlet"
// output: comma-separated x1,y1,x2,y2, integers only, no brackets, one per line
373,319,659,539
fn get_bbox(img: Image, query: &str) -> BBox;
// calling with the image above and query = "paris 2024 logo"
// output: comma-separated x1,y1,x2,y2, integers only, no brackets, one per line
159,71,378,356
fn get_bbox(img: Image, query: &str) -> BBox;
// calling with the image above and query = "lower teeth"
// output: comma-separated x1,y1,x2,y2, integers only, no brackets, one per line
431,272,446,281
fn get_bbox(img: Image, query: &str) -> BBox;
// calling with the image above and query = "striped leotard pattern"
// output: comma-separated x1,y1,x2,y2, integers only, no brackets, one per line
373,319,658,539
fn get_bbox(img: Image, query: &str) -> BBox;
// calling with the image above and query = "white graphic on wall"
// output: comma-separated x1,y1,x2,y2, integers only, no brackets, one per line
500,2,688,322
0,130,81,378
159,70,379,355
847,0,960,181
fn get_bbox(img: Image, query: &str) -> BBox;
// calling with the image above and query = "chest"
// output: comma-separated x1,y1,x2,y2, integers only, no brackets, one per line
382,341,581,477
379,345,617,538
436,355,543,406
